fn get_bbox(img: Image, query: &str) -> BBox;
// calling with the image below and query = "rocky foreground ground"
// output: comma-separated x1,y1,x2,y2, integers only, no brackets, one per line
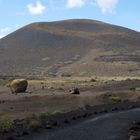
1,101,140,140
0,78,140,140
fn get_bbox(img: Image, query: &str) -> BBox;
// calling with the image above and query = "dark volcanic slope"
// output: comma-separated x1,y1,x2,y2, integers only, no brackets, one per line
0,19,140,78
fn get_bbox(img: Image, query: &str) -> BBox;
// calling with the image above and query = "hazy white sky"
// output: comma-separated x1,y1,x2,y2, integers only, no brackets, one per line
0,0,140,38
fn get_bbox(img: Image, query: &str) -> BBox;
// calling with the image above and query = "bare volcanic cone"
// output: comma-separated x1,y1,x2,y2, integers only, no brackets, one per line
0,19,140,77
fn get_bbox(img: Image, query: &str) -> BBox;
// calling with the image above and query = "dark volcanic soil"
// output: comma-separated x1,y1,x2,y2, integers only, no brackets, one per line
0,78,140,140
0,79,140,119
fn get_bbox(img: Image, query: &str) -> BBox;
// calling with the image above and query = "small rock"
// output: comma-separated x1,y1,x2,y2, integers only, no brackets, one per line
22,131,29,136
64,119,70,124
129,135,139,140
46,125,52,129
72,116,77,120
69,88,80,95
6,136,16,140
51,121,58,126
83,113,88,118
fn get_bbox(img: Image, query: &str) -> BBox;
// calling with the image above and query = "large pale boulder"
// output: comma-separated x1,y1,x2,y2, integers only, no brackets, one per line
10,79,28,93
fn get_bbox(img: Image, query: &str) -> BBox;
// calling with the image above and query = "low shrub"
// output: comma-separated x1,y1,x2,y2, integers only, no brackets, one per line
130,87,140,92
136,88,140,92
108,96,122,103
61,73,72,77
40,110,64,118
130,87,136,91
0,117,14,132
90,78,97,82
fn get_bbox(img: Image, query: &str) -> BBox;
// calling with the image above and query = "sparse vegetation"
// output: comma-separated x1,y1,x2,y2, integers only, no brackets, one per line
64,61,73,65
72,55,80,61
90,78,97,82
0,18,140,139
0,117,14,132
42,57,50,61
136,88,140,92
130,87,136,91
130,87,140,92
108,96,122,103
126,78,132,81
40,110,64,118
61,72,72,77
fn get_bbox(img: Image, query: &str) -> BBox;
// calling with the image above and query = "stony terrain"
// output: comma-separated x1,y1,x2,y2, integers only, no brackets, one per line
0,78,140,119
0,19,140,140
0,77,140,140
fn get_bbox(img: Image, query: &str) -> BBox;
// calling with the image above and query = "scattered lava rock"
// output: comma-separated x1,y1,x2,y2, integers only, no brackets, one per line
129,135,139,140
69,88,80,95
128,121,140,140
72,116,77,120
64,119,70,124
6,136,16,140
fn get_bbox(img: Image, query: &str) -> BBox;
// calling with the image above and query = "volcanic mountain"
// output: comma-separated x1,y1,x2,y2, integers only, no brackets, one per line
0,19,140,78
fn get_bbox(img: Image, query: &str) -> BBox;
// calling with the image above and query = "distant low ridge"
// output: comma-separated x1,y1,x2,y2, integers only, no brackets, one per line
0,19,140,78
